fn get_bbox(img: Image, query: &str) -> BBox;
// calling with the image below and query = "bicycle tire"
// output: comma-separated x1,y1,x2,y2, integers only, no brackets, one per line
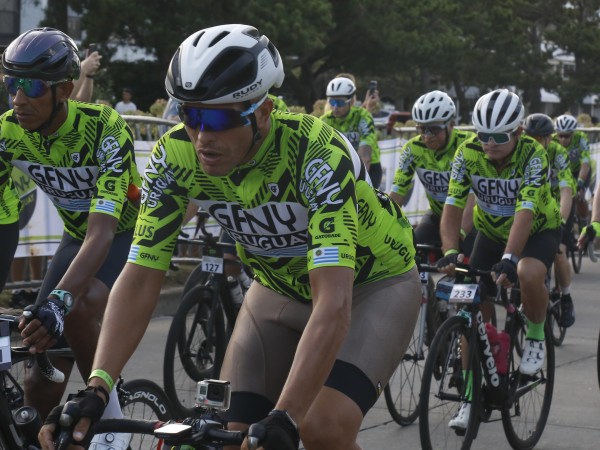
119,379,173,450
385,276,437,425
182,263,209,296
570,220,584,274
501,322,555,450
547,294,566,347
163,285,226,418
419,315,481,450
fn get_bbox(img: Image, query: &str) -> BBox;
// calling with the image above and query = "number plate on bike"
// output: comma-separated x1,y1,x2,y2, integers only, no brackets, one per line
420,271,429,283
202,256,224,274
449,284,480,304
0,320,11,370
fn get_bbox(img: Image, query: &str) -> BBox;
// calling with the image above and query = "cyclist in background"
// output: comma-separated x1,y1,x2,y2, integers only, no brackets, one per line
389,90,476,253
320,76,383,188
554,114,591,192
437,89,561,429
524,113,576,327
0,28,140,450
40,24,420,450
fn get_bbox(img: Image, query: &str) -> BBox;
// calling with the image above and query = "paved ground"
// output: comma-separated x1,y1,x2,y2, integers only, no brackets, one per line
64,257,600,449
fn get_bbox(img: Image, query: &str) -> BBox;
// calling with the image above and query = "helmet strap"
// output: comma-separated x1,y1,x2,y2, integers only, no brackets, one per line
241,104,263,162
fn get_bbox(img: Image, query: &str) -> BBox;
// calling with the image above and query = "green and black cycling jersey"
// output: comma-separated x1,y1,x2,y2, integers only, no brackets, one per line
446,134,561,242
391,128,475,216
545,140,575,201
0,100,140,240
552,130,590,177
128,110,415,301
320,106,381,165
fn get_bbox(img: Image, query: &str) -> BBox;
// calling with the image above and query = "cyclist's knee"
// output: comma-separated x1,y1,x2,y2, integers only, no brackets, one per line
301,416,357,450
517,258,546,286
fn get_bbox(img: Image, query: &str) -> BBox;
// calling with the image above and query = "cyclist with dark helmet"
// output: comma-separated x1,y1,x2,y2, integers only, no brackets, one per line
40,24,420,450
0,27,140,449
524,113,576,327
438,89,561,430
390,90,476,253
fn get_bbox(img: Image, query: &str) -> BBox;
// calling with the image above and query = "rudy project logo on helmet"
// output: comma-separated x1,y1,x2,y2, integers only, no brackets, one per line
232,79,263,99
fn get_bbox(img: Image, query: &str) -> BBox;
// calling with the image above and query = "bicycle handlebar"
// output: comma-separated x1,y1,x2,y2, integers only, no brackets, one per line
55,417,249,450
1,314,65,383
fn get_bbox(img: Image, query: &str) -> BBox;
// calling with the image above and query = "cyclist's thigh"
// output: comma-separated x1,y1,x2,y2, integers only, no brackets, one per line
220,282,311,409
94,229,134,288
333,267,420,415
522,229,561,270
469,231,503,297
0,220,19,291
414,211,440,245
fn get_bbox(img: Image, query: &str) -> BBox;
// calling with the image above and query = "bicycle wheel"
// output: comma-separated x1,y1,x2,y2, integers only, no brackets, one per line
385,276,437,425
546,291,565,347
419,315,481,450
120,379,173,450
501,322,555,450
570,222,583,274
163,285,226,418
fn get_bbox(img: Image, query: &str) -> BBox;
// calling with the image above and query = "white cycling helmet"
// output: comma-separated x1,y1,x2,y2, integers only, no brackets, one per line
326,77,356,97
554,114,578,132
412,90,456,123
472,89,524,133
165,24,285,104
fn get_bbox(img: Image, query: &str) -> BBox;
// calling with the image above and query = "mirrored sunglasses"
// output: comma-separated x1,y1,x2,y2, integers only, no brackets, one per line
178,106,250,131
3,76,65,98
477,131,513,145
416,125,445,136
328,98,352,108
178,96,266,132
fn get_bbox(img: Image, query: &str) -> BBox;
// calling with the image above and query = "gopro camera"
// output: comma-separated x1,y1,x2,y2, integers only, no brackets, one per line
196,379,231,411
88,43,97,54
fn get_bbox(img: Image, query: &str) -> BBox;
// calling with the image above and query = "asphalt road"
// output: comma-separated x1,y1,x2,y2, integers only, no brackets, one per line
65,257,600,449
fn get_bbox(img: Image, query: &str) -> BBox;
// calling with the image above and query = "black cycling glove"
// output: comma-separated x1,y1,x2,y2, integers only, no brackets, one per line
491,258,518,284
23,299,65,341
436,251,459,269
247,410,300,450
46,386,108,449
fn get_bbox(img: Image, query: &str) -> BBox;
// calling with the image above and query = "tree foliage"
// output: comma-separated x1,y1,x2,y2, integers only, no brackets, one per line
37,0,600,116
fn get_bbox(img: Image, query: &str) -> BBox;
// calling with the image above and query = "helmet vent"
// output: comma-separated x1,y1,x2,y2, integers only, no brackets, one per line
209,31,230,48
192,31,205,47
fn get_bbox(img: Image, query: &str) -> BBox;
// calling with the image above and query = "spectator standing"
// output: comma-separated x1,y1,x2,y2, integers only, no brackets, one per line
114,87,137,114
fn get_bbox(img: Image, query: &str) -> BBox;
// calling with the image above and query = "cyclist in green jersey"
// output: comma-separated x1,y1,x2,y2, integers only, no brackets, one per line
437,89,561,429
554,114,591,188
390,90,476,251
320,76,383,189
1,28,140,449
268,93,289,111
524,113,576,327
40,24,420,450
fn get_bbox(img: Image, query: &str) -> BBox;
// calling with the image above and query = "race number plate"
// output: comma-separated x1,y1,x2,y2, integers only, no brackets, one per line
202,256,224,274
420,271,429,283
449,284,479,304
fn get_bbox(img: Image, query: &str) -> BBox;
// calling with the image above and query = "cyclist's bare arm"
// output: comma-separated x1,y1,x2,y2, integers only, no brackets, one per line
578,162,591,185
21,212,118,350
388,191,406,207
440,203,463,255
460,193,476,235
559,187,573,222
358,144,372,170
274,266,354,426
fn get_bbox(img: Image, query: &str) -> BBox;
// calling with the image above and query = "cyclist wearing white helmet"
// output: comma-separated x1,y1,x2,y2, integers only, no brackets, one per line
41,24,421,450
438,89,561,430
554,114,591,190
321,76,383,188
390,90,476,251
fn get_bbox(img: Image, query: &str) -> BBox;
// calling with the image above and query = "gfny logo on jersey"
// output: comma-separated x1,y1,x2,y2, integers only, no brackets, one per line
200,200,308,256
96,136,123,173
142,143,175,207
12,161,98,199
299,158,343,211
472,175,521,207
416,168,451,200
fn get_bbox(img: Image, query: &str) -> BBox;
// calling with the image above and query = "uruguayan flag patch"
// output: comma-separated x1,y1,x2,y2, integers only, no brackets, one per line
313,247,339,265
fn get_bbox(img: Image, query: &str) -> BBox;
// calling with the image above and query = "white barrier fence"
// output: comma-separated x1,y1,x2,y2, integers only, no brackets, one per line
12,121,600,257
